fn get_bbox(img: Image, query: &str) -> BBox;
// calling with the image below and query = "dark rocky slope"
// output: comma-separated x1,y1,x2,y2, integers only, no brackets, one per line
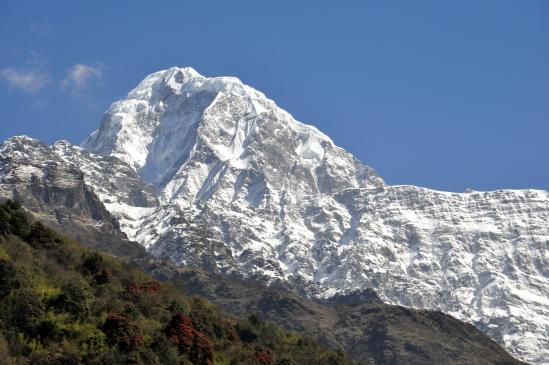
140,262,526,365
0,136,149,259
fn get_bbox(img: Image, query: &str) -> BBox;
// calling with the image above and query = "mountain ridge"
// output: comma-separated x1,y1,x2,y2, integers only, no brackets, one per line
1,67,547,364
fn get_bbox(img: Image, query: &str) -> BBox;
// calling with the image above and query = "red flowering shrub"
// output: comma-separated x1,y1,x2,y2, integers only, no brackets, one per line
140,281,161,294
193,332,214,365
166,312,214,365
167,313,194,347
254,348,274,365
102,313,144,351
128,281,162,295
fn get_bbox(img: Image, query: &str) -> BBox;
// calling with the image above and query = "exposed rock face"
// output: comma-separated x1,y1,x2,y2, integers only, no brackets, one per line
0,136,149,258
1,67,547,363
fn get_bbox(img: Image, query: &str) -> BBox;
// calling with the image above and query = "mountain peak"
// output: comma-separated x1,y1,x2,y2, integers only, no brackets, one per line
127,66,261,103
0,135,49,159
2,134,42,146
82,67,381,199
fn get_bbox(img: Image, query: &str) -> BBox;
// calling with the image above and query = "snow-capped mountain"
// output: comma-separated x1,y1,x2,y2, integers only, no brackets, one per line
1,67,547,364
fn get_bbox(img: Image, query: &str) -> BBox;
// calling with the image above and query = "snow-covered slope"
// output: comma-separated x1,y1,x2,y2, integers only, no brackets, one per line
81,67,549,364
2,67,547,364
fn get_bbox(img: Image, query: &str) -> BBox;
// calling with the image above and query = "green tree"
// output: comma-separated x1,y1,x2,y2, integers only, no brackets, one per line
5,289,45,332
0,200,31,238
0,259,20,298
53,282,92,319
26,222,61,248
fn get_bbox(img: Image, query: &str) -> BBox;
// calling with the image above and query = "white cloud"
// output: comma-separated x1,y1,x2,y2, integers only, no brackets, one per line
0,67,50,93
28,22,56,38
62,63,103,93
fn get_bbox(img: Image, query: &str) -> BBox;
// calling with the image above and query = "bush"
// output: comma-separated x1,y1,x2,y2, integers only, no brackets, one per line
190,297,219,337
0,208,11,236
168,299,189,314
254,347,275,365
102,313,144,351
26,222,61,249
53,282,92,319
121,304,140,321
81,253,105,277
236,320,259,343
5,288,45,332
0,259,20,298
0,335,15,365
94,268,112,285
276,359,297,365
150,332,180,364
81,253,113,285
166,312,214,365
128,280,162,296
0,200,31,238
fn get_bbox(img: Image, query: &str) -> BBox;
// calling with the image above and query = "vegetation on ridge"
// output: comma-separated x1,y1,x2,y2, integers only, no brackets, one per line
0,200,353,365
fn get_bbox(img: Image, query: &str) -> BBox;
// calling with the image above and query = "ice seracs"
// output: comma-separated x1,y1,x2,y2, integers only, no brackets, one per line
2,67,547,364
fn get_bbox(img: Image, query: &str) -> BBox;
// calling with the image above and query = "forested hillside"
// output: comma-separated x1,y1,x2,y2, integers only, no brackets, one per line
0,200,353,365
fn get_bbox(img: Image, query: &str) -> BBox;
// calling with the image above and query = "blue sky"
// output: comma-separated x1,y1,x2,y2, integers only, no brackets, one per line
0,1,547,192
